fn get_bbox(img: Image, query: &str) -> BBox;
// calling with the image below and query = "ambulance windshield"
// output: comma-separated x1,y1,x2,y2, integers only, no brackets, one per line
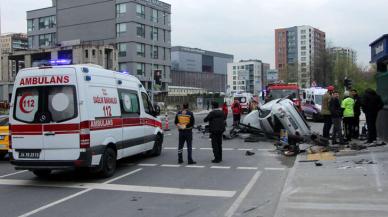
14,86,77,123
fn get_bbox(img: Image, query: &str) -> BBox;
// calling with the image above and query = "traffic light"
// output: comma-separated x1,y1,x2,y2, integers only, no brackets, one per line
344,78,352,90
154,69,162,85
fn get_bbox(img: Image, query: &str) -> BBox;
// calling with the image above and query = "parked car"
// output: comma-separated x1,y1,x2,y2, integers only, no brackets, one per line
0,116,9,159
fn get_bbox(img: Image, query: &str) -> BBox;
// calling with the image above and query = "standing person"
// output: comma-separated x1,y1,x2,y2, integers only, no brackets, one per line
341,92,355,142
321,86,334,138
351,89,361,139
329,91,345,145
174,103,196,164
222,102,228,125
204,102,226,163
362,88,384,143
231,99,242,127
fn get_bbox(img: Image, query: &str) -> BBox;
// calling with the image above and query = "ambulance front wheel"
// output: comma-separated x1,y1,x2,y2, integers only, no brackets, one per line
100,147,117,178
148,134,163,157
32,169,52,178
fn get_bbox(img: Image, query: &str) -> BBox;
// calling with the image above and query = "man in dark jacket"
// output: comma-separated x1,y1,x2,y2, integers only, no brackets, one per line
351,89,361,138
175,103,196,164
362,88,384,143
329,91,345,145
204,102,226,163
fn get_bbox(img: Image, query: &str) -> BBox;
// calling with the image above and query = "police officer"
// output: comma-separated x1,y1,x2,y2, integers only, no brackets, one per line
175,103,196,164
342,92,355,141
204,102,226,163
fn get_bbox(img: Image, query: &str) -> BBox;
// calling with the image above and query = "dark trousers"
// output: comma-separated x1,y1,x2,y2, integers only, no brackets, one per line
366,114,378,142
352,116,360,138
211,133,223,161
322,115,332,138
178,130,193,162
332,117,344,143
343,117,353,141
233,114,241,127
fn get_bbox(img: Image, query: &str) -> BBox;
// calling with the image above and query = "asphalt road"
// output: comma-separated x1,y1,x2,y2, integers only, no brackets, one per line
0,115,310,217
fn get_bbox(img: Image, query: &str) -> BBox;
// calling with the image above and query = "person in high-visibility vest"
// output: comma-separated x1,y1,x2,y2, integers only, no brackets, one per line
341,92,355,141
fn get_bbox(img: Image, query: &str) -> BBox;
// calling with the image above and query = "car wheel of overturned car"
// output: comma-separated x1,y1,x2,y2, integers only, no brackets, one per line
100,147,117,178
32,169,52,178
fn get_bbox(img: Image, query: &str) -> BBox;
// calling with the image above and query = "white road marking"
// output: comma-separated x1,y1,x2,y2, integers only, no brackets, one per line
210,166,231,169
264,167,286,171
199,147,212,150
137,163,158,167
236,167,259,170
223,148,235,151
0,170,28,179
17,168,143,217
225,171,262,217
238,148,253,151
160,164,181,168
163,147,176,150
285,202,388,212
185,165,206,168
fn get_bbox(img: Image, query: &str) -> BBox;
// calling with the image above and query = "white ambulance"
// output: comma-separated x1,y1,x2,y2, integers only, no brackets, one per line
9,65,163,177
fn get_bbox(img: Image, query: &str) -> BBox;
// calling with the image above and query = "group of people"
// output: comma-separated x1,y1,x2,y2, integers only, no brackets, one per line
174,100,245,164
321,86,384,145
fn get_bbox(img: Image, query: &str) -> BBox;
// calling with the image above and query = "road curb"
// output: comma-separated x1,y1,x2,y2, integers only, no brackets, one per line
273,153,303,217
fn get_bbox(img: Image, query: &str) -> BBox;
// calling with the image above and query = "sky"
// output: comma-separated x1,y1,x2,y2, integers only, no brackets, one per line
1,0,387,68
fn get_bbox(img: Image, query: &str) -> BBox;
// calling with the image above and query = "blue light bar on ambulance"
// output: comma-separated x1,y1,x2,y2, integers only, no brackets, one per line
49,59,72,65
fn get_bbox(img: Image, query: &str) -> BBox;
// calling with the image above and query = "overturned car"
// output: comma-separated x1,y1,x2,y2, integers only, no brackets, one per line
240,98,311,139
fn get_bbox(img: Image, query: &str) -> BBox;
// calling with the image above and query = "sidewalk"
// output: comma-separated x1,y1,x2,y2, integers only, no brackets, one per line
274,145,388,217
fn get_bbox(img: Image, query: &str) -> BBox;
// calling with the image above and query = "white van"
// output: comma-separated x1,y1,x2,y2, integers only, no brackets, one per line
9,65,163,177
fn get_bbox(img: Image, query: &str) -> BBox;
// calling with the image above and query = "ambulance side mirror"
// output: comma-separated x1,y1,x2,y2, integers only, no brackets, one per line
153,104,161,116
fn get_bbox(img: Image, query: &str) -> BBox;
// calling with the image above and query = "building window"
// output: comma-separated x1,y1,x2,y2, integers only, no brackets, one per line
39,33,56,47
301,57,306,61
162,47,166,60
38,16,56,30
136,23,145,38
136,43,145,57
27,19,34,32
28,36,33,48
136,4,145,18
116,23,127,37
118,43,127,57
151,27,158,41
85,49,89,58
119,63,127,72
151,9,158,22
137,63,145,75
116,3,126,18
301,51,306,56
151,46,158,59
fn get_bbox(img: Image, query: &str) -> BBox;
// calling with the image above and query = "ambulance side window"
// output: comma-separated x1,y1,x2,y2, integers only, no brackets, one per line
141,92,152,115
118,89,140,117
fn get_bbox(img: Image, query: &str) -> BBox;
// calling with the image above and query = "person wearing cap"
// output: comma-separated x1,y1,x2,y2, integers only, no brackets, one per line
204,101,226,163
342,92,355,141
321,86,334,138
175,103,196,164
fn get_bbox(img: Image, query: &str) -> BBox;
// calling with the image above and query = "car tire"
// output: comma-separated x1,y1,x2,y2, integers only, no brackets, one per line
0,152,7,160
32,169,52,178
99,147,116,178
148,134,163,157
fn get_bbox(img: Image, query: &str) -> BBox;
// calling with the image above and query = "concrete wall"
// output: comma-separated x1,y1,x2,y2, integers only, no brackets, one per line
57,0,116,43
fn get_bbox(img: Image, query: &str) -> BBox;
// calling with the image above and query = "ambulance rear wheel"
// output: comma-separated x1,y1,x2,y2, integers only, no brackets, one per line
100,147,116,178
32,169,51,178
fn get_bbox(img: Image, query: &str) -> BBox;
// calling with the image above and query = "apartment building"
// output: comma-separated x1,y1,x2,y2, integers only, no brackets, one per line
275,25,326,88
26,0,171,90
227,60,270,95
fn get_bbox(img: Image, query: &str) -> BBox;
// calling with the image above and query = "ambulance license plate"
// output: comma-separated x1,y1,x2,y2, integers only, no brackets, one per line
19,150,40,159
